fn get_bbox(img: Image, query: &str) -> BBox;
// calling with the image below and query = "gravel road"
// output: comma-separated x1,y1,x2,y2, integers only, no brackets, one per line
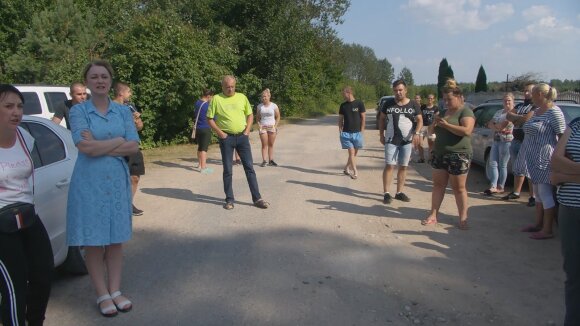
44,111,565,326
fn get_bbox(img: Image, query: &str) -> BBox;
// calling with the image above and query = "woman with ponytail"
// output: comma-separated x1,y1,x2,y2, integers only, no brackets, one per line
520,83,565,240
422,79,475,230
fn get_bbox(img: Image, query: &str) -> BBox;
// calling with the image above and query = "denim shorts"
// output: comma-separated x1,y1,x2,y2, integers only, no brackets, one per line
384,143,412,166
431,152,472,175
340,132,363,149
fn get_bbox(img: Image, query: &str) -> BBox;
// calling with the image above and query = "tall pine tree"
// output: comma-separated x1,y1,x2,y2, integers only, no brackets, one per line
475,65,488,92
437,58,449,98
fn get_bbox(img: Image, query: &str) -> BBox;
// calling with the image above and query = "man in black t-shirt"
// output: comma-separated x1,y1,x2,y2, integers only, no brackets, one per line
418,93,439,163
379,79,422,204
52,82,87,129
338,86,366,179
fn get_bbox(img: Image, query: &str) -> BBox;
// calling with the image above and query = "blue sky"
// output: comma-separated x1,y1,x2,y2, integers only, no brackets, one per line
334,0,580,85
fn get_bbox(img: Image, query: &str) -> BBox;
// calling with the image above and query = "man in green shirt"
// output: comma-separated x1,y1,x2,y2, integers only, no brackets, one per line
207,75,269,210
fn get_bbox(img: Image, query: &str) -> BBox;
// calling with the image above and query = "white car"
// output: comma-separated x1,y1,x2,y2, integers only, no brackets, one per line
20,116,86,274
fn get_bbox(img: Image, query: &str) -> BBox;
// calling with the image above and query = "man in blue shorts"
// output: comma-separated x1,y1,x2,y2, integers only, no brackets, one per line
338,86,366,179
379,79,423,204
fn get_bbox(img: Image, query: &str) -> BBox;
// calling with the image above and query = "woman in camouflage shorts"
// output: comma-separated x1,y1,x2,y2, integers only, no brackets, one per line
422,79,475,230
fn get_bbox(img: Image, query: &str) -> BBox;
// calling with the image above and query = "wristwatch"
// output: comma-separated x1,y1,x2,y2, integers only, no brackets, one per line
414,132,421,135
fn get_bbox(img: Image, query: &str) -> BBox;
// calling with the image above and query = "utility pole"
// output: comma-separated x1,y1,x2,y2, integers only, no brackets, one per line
505,74,509,91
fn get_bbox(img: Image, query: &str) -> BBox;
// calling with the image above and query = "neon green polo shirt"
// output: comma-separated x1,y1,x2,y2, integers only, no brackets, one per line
207,92,252,134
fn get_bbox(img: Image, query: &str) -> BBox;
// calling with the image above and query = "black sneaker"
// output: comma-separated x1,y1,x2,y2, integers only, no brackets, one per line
132,205,143,216
260,161,268,167
383,193,392,204
395,192,411,202
268,160,278,167
527,197,536,207
501,192,520,200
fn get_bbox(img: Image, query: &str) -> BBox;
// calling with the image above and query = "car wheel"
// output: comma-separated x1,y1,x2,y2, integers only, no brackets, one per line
484,149,491,181
62,246,88,275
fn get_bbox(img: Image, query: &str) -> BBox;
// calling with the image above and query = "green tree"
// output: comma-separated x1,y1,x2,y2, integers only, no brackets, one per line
475,65,488,92
106,9,238,147
0,0,51,79
437,58,449,98
5,0,99,83
397,67,414,85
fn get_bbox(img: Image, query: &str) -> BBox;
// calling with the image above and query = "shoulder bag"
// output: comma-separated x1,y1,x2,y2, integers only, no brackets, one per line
191,101,206,140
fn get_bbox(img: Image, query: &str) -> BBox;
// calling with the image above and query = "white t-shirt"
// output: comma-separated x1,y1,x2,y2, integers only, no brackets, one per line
0,127,35,208
257,102,278,126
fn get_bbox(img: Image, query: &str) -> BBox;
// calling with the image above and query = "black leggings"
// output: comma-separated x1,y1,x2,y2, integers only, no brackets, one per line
0,216,54,326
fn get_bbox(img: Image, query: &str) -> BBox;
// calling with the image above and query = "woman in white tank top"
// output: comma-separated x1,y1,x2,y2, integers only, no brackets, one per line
256,88,281,167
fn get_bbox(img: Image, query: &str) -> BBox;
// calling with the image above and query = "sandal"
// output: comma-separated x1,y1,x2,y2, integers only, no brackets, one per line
96,294,118,317
457,220,470,230
520,225,541,233
254,199,270,209
111,291,132,313
223,202,234,210
483,189,497,196
343,169,351,176
350,173,358,180
421,217,437,226
529,231,554,240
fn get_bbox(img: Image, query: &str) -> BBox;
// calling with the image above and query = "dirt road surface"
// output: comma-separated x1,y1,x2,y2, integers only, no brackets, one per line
45,112,564,326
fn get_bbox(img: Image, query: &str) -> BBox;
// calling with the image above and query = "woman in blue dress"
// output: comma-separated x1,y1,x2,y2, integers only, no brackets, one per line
67,60,139,317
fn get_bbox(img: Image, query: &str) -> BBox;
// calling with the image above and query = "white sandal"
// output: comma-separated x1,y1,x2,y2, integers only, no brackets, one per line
96,294,118,317
111,291,132,312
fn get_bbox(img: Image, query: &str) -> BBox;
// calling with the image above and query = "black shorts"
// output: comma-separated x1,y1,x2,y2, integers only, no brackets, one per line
127,150,145,176
195,128,212,152
431,152,471,175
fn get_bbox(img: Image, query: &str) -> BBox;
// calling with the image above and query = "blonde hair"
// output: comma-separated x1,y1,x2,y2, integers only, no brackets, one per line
533,83,557,103
442,78,463,97
503,92,514,100
261,88,271,96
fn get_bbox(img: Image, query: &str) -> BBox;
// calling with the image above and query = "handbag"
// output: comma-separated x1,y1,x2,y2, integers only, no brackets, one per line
0,202,37,233
191,101,207,140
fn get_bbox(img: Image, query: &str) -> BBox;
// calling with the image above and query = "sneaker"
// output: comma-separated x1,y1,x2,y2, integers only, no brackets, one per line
417,159,425,163
260,161,268,167
200,167,214,175
383,193,392,204
527,197,536,207
234,160,242,166
268,160,278,167
132,205,143,216
395,192,411,202
254,199,270,209
223,202,234,210
501,192,520,200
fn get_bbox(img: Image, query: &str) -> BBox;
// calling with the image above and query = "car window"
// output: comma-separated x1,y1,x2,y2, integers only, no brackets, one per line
474,105,502,128
21,92,42,115
559,105,580,123
20,122,66,168
45,92,68,113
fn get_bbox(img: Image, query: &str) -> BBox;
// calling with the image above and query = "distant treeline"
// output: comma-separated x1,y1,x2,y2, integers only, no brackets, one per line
1,0,576,146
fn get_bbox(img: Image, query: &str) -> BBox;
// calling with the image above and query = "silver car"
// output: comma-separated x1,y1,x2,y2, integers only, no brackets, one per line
471,101,580,171
20,116,86,274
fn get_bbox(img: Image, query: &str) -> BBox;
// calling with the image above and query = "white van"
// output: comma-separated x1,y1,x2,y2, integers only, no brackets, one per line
15,85,71,128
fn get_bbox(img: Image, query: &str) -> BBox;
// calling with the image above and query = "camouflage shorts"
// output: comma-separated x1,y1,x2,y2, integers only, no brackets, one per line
431,153,472,175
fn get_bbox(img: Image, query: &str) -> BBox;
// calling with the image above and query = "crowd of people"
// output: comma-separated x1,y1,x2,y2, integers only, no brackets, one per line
1,57,578,325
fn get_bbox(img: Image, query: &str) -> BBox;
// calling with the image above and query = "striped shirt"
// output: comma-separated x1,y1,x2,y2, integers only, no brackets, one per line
557,117,580,207
523,106,566,184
